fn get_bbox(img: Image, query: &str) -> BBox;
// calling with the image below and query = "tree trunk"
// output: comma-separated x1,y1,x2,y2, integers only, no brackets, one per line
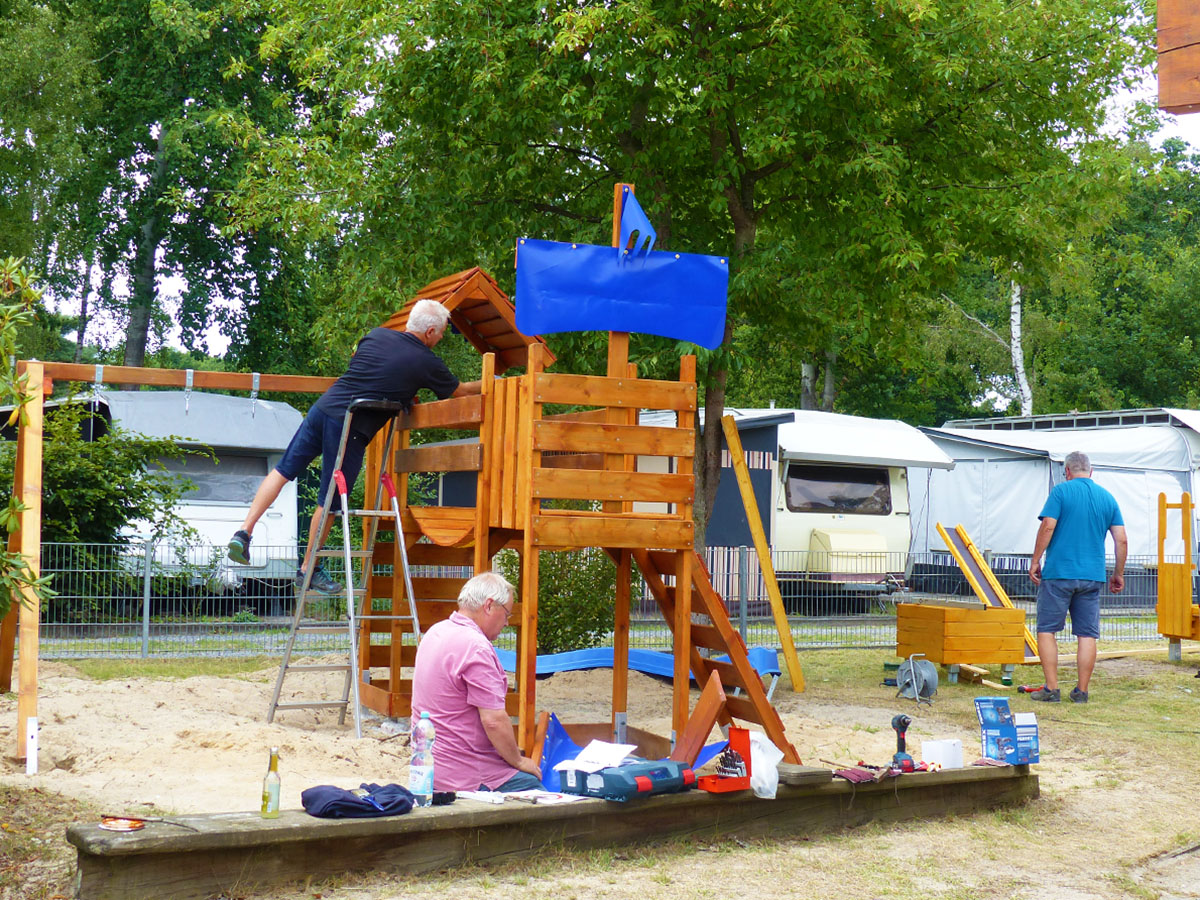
123,130,168,371
692,320,732,556
1009,279,1033,416
821,350,837,411
74,247,94,364
800,362,817,409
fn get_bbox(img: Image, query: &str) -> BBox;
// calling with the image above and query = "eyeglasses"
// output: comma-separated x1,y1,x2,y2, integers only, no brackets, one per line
494,599,514,621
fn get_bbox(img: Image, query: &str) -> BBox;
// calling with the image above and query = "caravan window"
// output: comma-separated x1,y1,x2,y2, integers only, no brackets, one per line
784,464,891,515
156,453,268,503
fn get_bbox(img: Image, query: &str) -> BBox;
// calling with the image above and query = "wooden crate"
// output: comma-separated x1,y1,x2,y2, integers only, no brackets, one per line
896,603,1026,665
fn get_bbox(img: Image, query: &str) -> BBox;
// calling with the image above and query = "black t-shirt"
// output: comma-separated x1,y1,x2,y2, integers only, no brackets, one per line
315,328,460,436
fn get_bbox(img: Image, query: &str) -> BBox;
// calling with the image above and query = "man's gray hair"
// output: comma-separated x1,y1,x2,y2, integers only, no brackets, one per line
407,298,450,335
457,571,515,612
1064,451,1091,475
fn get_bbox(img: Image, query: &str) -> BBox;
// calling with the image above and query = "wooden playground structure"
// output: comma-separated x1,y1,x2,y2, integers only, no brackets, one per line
2,185,799,766
1156,492,1200,659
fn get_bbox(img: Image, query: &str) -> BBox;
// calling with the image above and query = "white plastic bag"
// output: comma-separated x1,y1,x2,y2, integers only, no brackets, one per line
748,732,784,799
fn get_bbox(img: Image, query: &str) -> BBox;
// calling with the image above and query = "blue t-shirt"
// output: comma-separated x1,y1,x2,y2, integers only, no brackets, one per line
1039,477,1124,582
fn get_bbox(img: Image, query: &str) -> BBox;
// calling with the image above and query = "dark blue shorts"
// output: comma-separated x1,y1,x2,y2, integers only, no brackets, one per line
1036,579,1102,639
275,407,369,506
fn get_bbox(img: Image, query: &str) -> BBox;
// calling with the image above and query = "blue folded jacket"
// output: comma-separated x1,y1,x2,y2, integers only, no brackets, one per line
301,782,415,818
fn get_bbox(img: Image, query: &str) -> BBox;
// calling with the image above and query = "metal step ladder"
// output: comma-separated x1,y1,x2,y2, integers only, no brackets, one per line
267,399,422,737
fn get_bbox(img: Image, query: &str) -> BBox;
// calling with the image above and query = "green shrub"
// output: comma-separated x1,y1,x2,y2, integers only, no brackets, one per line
496,547,637,654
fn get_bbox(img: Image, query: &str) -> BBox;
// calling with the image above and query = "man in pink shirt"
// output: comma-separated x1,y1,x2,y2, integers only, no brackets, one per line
411,572,543,792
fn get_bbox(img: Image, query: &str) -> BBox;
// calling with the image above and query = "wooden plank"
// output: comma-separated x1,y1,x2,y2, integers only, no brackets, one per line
542,408,610,425
404,508,476,548
532,372,696,412
669,670,725,766
1160,0,1200,49
531,467,693,505
540,452,606,470
404,395,483,430
534,420,694,457
66,767,1039,900
721,415,804,692
393,444,481,473
40,361,334,394
474,353,496,575
407,544,474,567
896,621,1026,640
531,514,693,550
895,604,1025,623
501,377,519,530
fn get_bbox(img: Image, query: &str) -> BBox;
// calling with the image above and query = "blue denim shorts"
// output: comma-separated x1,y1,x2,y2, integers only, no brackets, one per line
275,407,369,505
1036,579,1102,639
488,770,544,792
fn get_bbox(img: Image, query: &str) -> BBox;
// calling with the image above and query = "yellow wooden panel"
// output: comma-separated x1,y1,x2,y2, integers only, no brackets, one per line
534,420,694,457
532,467,693,505
533,372,696,412
898,621,1025,640
532,514,693,549
896,604,1024,624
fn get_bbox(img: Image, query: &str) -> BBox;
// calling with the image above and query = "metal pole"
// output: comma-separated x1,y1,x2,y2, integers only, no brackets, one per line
141,538,153,658
738,545,749,643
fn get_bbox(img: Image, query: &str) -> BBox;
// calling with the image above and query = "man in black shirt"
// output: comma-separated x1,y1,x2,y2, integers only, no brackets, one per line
228,299,478,593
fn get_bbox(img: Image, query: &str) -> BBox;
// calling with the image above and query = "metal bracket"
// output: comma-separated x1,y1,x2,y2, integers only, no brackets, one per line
250,372,260,418
184,369,193,414
613,711,627,744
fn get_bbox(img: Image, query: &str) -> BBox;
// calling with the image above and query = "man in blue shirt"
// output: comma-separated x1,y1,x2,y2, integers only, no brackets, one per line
1027,451,1127,703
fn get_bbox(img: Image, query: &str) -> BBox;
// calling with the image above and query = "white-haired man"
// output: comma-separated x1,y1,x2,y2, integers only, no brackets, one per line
228,299,478,592
1028,451,1127,703
412,571,543,792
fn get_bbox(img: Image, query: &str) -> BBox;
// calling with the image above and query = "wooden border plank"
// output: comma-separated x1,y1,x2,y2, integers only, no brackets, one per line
532,372,696,412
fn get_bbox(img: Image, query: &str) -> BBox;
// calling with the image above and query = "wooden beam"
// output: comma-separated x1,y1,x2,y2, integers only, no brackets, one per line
669,670,725,767
530,514,693,550
39,361,334,394
720,415,805,692
531,468,693,505
14,362,44,761
533,420,694,457
0,605,15,693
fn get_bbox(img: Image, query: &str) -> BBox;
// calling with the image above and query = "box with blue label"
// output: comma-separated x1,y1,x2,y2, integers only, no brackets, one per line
974,696,1039,764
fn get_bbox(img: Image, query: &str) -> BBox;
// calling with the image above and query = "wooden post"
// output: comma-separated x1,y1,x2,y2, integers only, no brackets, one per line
517,344,545,752
473,353,496,575
719,415,805,691
612,548,631,740
15,362,44,761
671,355,698,743
0,605,15,693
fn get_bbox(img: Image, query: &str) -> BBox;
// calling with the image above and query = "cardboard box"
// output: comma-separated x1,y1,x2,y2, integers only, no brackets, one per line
974,696,1039,764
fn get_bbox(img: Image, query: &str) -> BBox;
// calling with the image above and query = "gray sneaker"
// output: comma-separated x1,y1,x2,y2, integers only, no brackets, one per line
1070,686,1088,704
227,530,251,565
295,566,341,595
1028,687,1060,702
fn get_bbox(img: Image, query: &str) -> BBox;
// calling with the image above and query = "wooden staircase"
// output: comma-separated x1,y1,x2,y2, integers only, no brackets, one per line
634,548,800,764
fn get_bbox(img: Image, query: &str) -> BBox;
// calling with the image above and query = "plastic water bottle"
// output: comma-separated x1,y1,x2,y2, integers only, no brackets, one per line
409,711,435,807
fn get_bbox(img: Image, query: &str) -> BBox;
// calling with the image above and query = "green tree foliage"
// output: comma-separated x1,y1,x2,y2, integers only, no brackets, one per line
222,0,1152,541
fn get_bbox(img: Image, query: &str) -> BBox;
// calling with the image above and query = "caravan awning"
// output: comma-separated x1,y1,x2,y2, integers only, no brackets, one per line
777,412,954,470
926,425,1192,472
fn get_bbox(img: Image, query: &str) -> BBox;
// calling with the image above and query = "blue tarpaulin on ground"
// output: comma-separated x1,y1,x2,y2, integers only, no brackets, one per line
493,646,780,681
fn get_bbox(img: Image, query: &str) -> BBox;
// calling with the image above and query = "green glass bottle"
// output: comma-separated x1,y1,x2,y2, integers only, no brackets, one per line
261,747,281,818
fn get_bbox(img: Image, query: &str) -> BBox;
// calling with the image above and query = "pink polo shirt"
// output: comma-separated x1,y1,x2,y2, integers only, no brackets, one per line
411,611,517,791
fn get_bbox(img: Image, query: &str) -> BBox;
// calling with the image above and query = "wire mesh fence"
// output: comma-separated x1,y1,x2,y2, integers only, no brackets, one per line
26,541,1165,660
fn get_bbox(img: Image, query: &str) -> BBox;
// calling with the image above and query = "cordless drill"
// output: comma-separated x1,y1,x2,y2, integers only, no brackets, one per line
891,714,915,773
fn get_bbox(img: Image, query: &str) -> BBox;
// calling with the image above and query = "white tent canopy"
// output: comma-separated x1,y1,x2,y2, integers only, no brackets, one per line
911,422,1198,559
777,411,955,469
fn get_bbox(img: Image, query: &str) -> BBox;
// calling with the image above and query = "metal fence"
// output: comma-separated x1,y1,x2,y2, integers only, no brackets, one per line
26,541,1165,660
